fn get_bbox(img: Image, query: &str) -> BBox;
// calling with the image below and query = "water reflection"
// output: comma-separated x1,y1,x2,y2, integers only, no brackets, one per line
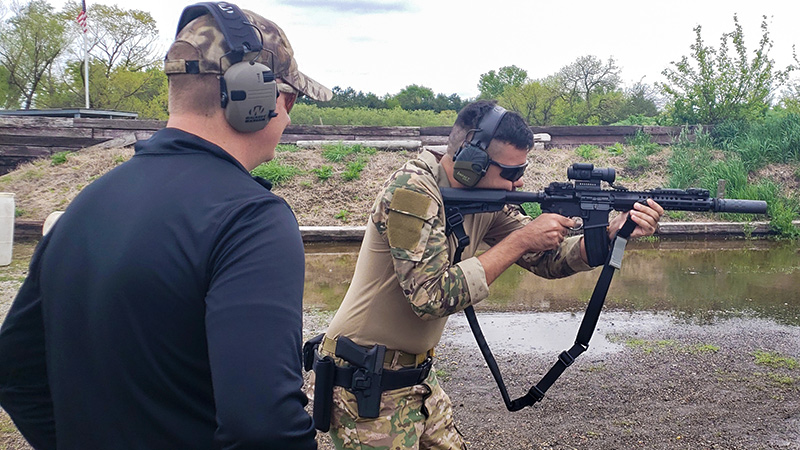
304,239,800,326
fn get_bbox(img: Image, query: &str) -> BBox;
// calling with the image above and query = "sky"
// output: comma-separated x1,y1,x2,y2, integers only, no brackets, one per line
44,0,800,99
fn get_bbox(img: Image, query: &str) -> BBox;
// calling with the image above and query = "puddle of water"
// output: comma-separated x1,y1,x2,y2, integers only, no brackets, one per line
441,311,675,354
304,239,800,326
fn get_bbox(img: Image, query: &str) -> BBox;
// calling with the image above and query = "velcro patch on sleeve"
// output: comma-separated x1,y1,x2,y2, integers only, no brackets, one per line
386,188,434,259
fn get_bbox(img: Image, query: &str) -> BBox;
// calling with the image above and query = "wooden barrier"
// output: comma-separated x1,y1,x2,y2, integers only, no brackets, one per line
0,116,702,175
13,220,793,242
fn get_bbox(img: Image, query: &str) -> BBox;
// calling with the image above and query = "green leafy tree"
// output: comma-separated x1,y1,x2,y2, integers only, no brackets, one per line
39,59,167,118
74,2,161,75
309,86,388,109
478,65,527,99
500,77,565,125
392,84,435,110
0,64,21,108
620,80,660,118
777,50,800,114
659,15,792,124
0,0,70,109
556,55,621,122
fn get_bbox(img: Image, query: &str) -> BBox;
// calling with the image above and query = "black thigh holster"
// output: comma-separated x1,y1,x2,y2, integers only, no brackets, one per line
303,334,432,431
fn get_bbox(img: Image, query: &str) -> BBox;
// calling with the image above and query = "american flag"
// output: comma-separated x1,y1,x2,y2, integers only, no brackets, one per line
76,0,88,33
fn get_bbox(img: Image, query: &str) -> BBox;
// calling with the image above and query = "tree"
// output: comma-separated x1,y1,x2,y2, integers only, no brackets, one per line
72,2,160,76
556,55,621,121
615,80,660,121
478,65,527,99
500,77,564,125
392,84,435,110
0,0,70,109
659,15,793,124
308,86,388,109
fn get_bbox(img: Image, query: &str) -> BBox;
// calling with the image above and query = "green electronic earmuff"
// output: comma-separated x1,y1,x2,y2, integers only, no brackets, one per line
452,105,507,187
177,2,278,133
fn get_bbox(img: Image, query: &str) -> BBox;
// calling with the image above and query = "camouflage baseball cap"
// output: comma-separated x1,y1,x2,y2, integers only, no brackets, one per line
164,8,332,101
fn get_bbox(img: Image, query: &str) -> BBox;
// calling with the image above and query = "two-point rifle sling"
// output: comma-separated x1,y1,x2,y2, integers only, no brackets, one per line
445,205,639,411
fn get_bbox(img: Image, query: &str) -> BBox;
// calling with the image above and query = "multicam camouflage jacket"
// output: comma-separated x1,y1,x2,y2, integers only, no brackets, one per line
372,151,592,320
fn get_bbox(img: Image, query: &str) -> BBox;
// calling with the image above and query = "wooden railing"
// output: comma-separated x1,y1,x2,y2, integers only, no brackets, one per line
0,116,702,175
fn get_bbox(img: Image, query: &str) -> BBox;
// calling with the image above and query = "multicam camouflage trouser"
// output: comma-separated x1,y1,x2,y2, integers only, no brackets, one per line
328,366,465,450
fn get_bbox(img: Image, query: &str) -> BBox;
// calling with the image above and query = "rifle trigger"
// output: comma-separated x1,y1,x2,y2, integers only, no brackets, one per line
568,217,583,231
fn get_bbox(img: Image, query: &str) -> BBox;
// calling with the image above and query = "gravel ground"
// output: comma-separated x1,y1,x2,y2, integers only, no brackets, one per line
303,309,800,450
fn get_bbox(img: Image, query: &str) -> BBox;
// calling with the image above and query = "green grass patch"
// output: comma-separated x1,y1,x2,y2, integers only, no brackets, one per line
335,209,350,222
321,142,377,163
433,368,451,382
575,144,599,160
753,350,798,370
624,338,677,353
276,143,300,153
521,202,542,218
606,142,625,156
689,343,720,354
342,160,367,181
250,160,302,185
50,151,72,166
311,165,333,181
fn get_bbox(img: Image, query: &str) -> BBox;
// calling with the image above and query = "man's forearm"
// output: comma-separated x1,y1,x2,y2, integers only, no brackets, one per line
477,231,529,286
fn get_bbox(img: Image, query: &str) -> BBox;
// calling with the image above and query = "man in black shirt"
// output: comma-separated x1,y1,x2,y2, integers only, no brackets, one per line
0,3,331,449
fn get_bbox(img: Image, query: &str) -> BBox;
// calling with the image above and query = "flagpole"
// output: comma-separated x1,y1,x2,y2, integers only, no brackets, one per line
78,0,89,109
84,31,90,109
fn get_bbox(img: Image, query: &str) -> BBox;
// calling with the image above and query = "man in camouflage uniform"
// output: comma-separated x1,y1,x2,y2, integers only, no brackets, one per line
320,101,663,449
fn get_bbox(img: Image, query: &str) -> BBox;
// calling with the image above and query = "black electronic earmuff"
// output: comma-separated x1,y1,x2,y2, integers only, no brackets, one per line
452,105,507,187
176,2,278,133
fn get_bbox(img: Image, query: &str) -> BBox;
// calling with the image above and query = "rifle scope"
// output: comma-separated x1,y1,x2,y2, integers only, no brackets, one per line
567,163,615,184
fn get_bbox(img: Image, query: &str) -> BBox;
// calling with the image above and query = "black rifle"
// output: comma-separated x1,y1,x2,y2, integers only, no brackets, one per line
441,162,767,266
441,163,768,412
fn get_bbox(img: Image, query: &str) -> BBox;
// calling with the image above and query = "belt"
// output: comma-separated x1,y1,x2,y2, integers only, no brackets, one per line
321,335,434,367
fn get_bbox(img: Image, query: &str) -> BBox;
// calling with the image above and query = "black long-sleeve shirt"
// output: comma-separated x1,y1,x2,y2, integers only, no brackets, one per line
0,128,317,449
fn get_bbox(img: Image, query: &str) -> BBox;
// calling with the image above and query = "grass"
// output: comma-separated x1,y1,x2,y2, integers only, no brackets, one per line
50,151,71,166
625,130,662,172
250,160,302,185
662,121,800,238
621,338,720,355
311,165,333,182
342,160,367,181
334,209,350,222
752,350,798,370
320,142,377,163
575,144,599,160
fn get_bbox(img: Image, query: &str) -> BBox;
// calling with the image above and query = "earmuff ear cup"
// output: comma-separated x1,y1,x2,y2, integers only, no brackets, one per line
452,144,490,187
221,61,277,133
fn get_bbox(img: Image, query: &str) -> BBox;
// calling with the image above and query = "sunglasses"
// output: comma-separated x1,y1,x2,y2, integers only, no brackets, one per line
488,159,528,182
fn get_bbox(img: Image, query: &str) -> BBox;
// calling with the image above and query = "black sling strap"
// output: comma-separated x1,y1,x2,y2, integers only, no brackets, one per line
445,205,639,411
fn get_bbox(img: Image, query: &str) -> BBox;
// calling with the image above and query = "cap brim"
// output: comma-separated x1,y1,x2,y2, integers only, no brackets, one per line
286,70,333,102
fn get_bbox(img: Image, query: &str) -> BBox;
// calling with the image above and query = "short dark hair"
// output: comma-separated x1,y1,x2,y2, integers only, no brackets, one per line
454,100,533,151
